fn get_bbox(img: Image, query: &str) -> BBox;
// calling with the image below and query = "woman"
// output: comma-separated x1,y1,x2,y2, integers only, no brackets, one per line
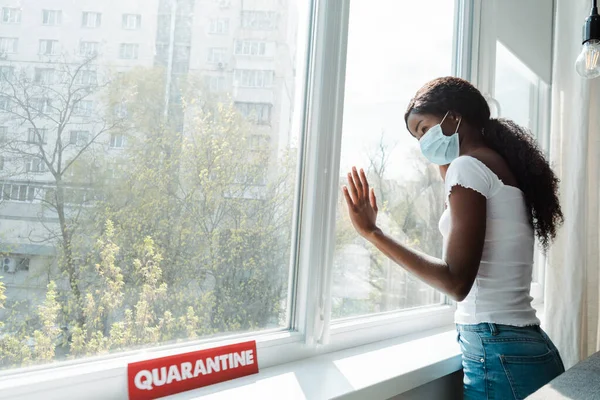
342,77,565,400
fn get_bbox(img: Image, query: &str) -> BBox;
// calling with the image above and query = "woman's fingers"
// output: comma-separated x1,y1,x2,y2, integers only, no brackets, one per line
351,167,363,199
347,173,359,203
359,168,369,198
370,188,378,212
342,186,355,210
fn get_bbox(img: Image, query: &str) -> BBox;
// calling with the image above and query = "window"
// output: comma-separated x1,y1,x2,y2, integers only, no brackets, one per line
73,100,93,116
0,183,37,202
205,76,227,92
27,128,47,144
2,8,21,24
207,47,227,64
208,18,229,34
0,96,9,110
82,12,102,28
30,98,52,114
70,131,90,146
109,133,126,148
119,43,139,60
42,10,62,26
122,14,142,30
0,155,3,170
234,69,274,88
39,40,59,55
0,37,18,53
241,11,278,30
331,0,455,319
26,157,47,173
234,40,268,56
0,0,475,393
34,68,55,84
493,41,550,296
0,126,6,142
0,65,14,81
80,41,99,57
75,70,97,86
236,102,271,125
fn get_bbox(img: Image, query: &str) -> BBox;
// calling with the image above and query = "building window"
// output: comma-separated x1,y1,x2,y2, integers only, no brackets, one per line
69,131,89,147
0,96,10,110
0,37,18,54
119,43,139,60
73,100,93,116
82,12,102,28
0,66,14,81
30,98,52,114
27,128,47,144
34,68,55,84
208,18,229,34
0,183,36,202
207,48,227,64
0,126,6,142
79,41,99,57
75,70,97,86
2,8,21,24
109,133,126,148
205,76,227,92
241,11,278,30
26,157,47,173
42,10,62,26
235,102,272,125
234,69,274,88
234,40,268,56
122,14,141,30
39,39,59,55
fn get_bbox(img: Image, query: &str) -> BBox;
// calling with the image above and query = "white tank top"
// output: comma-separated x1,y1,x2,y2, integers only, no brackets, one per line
439,156,540,326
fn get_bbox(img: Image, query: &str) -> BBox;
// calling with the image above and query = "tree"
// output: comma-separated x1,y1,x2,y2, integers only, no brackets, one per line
0,56,127,323
1,65,298,369
332,132,444,318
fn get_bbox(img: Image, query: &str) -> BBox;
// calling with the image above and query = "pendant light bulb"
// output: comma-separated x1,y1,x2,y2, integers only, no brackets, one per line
576,39,600,79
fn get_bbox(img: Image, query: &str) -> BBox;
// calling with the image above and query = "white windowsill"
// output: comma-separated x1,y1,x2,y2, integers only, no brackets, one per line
165,327,462,400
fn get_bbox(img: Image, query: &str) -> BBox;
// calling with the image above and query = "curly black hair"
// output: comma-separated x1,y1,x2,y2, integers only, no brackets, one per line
404,76,563,250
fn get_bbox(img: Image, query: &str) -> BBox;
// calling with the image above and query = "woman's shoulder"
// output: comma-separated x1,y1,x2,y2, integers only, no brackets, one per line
445,155,502,199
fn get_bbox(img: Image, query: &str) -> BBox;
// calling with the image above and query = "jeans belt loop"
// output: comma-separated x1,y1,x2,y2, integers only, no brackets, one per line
488,323,499,336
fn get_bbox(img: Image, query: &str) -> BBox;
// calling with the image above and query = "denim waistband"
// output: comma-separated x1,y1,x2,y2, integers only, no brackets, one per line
456,322,540,335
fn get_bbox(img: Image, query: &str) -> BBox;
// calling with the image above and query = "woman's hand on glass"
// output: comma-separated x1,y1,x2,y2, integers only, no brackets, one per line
342,167,380,238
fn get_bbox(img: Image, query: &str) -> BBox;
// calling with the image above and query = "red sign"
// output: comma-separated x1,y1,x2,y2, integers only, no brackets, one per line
127,341,259,400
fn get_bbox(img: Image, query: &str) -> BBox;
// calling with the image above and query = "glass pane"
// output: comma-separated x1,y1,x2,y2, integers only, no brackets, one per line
494,41,540,131
333,0,456,319
0,0,308,371
494,41,548,283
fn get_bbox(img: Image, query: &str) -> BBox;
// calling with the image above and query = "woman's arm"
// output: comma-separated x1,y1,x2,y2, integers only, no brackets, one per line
343,167,486,301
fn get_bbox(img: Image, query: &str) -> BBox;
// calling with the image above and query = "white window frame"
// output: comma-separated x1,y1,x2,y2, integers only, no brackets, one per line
234,40,268,56
2,7,21,24
73,100,94,116
122,14,141,30
0,37,18,54
79,41,99,57
82,12,101,28
0,1,480,397
207,47,227,64
473,0,551,305
109,133,126,149
69,130,90,147
208,18,229,34
42,9,62,26
119,43,139,60
39,39,59,56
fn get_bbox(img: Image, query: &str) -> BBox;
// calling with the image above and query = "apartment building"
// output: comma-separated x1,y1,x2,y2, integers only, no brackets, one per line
0,0,298,314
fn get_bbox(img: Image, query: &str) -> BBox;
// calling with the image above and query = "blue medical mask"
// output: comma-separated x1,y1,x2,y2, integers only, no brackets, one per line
419,111,462,165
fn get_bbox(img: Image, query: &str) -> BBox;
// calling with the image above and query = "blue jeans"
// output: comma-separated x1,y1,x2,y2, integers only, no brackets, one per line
457,323,565,400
